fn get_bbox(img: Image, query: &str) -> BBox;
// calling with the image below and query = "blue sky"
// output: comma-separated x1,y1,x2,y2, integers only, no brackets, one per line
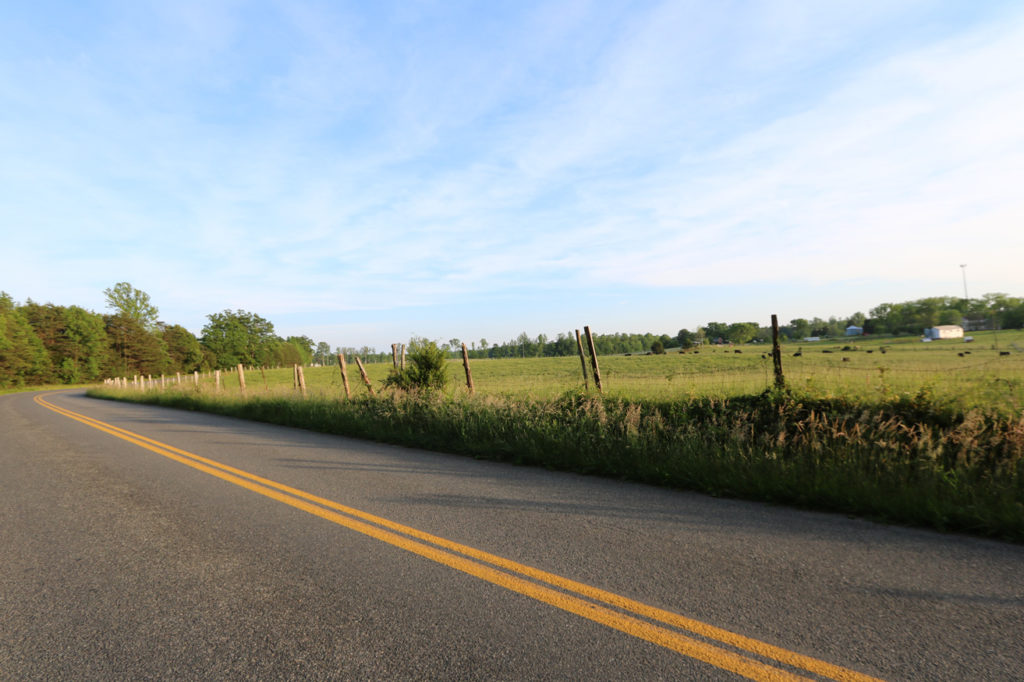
2,1,1022,350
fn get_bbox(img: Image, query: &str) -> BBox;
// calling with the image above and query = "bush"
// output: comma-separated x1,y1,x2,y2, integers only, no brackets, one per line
383,338,449,392
650,341,666,355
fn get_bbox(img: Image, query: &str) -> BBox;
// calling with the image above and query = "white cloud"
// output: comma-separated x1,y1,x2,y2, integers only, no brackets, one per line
3,1,1022,349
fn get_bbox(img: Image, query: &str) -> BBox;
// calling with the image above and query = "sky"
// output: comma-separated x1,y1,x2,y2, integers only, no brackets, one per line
2,1,1022,351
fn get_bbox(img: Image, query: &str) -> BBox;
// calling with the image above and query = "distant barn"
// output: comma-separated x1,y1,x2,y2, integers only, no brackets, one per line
923,325,964,340
845,325,863,336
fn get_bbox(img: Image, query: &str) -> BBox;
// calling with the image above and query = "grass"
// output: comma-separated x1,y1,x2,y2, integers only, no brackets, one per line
89,330,1024,542
157,329,1024,413
0,383,90,396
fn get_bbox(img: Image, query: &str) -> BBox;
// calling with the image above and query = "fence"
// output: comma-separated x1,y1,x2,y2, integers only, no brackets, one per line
102,326,1024,412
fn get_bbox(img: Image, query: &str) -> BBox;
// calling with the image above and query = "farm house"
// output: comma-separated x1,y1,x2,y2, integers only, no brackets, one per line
923,325,964,340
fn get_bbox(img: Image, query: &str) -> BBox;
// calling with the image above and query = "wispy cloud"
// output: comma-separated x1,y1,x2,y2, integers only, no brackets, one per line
2,1,1021,346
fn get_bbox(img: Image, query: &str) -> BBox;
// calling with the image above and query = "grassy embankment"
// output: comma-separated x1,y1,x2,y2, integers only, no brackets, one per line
89,329,1024,541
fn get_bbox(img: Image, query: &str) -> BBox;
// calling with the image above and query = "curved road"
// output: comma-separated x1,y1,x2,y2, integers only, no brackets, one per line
1,389,1022,680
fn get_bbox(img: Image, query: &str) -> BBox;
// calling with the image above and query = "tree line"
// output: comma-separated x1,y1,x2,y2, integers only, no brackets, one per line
447,293,1023,359
2,284,1021,389
0,283,347,389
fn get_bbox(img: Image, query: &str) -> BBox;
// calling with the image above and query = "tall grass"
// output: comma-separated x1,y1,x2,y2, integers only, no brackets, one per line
159,329,1024,412
88,383,1024,542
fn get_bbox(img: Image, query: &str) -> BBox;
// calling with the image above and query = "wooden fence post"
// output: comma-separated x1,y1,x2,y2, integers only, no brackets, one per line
354,356,376,396
771,314,785,390
583,326,603,393
461,343,475,395
296,365,307,398
215,370,221,391
193,370,199,387
400,344,407,370
575,329,590,391
237,363,247,396
391,344,399,369
337,353,352,399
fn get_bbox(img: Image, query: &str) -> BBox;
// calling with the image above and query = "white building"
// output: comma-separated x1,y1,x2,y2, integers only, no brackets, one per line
923,325,964,340
845,325,864,336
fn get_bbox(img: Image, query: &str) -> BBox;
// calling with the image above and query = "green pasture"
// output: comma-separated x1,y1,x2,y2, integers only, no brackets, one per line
96,329,1024,540
155,329,1024,413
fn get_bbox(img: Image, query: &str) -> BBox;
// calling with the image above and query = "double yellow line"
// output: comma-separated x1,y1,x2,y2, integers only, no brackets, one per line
36,393,881,682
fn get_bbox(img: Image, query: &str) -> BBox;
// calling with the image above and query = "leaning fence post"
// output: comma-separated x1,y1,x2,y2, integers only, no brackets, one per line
461,343,475,395
771,314,785,390
583,325,603,393
237,363,247,397
354,356,376,396
337,353,352,399
296,365,307,398
575,329,590,391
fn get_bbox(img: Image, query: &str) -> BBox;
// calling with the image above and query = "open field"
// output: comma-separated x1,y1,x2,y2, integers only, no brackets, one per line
179,330,1024,413
92,330,1024,541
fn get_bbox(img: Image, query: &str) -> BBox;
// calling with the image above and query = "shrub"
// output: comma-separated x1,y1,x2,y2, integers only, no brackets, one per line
383,338,449,392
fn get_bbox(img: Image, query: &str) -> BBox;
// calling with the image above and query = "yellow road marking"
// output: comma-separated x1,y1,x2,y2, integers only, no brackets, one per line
36,392,883,682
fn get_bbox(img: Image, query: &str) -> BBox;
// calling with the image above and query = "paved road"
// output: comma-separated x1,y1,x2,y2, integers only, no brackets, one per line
1,389,1022,680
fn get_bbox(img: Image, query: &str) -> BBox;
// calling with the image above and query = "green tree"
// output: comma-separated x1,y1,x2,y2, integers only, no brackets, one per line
201,310,277,368
676,329,696,349
650,340,665,354
286,335,314,365
58,306,109,382
703,322,730,343
314,341,333,365
787,318,811,339
161,324,204,373
271,340,303,366
0,293,52,387
937,309,962,325
725,322,759,344
104,282,159,329
104,313,170,377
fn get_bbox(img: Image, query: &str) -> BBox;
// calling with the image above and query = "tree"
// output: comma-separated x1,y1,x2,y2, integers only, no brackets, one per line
162,324,204,373
271,341,303,366
286,336,315,364
104,313,170,377
0,293,52,387
676,329,696,349
201,310,277,368
104,282,159,330
58,306,109,382
788,319,811,339
703,322,730,344
725,322,759,344
314,341,333,365
650,340,666,354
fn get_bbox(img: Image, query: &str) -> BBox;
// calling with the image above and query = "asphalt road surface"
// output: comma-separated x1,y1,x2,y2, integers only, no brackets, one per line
2,389,1022,680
